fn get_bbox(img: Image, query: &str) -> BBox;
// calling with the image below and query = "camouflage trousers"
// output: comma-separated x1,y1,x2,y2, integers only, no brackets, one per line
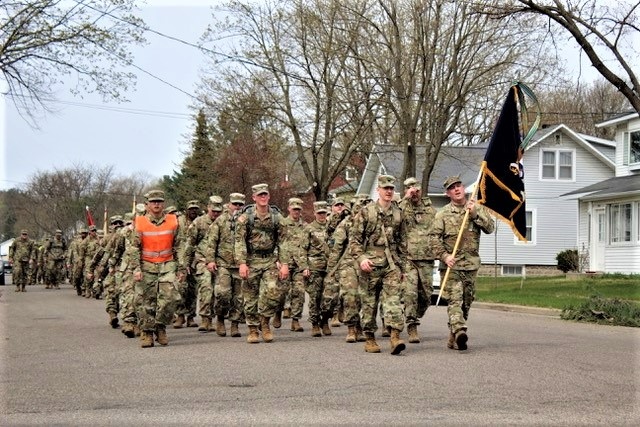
13,261,30,289
71,266,83,294
214,266,244,322
440,269,477,334
117,270,137,324
320,270,340,319
305,270,326,326
103,271,120,314
336,262,361,326
175,271,197,318
134,262,181,332
359,264,405,333
45,259,65,286
193,264,214,319
241,257,284,326
281,269,305,320
403,260,434,325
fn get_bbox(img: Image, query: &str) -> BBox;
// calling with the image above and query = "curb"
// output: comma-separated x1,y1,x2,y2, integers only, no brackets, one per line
474,302,562,317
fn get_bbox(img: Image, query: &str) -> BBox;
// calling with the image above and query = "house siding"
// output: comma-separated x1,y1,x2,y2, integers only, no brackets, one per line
615,117,640,176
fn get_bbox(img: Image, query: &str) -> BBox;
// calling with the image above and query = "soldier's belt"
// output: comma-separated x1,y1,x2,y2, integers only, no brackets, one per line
249,251,275,259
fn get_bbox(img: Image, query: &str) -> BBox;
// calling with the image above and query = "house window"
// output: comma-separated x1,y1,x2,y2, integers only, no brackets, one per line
502,265,524,276
344,166,357,181
609,203,632,244
541,149,574,180
630,130,640,164
516,210,535,244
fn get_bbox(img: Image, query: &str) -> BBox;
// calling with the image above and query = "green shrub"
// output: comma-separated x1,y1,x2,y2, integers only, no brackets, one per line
561,296,640,327
556,249,579,273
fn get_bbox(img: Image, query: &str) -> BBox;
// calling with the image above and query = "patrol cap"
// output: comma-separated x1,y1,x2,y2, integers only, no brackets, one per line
443,175,462,190
164,206,178,214
288,197,304,210
97,230,105,236
20,229,28,235
110,215,123,224
187,200,201,210
146,190,165,202
123,212,134,223
404,177,421,189
332,197,345,206
377,175,396,188
55,229,63,235
135,203,146,215
208,195,224,211
230,193,246,205
314,201,329,213
79,227,89,234
252,183,269,195
89,225,97,232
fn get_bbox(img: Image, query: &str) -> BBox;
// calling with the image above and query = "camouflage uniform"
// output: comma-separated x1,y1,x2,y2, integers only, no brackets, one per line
67,231,88,295
183,197,223,330
130,190,183,344
174,201,200,326
349,175,409,354
8,231,35,292
279,200,307,328
44,232,67,289
234,183,290,343
399,180,437,336
297,201,330,334
429,176,495,346
115,215,140,337
206,196,245,336
94,217,125,326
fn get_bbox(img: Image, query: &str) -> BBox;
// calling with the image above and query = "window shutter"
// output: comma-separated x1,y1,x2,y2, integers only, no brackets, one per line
623,132,629,165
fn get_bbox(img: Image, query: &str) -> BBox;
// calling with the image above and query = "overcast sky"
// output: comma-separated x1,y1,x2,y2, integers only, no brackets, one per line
1,1,224,190
1,1,634,192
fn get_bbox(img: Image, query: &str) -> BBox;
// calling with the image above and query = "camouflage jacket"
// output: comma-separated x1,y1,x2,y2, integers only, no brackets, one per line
326,214,355,273
66,236,83,268
234,207,289,265
45,237,67,261
280,215,306,269
114,225,137,273
205,208,237,268
349,202,408,269
184,213,215,268
9,238,35,263
80,235,102,274
297,219,329,272
399,196,437,261
429,202,495,271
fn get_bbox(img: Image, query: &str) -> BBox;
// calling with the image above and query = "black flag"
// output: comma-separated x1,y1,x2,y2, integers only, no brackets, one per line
477,86,527,241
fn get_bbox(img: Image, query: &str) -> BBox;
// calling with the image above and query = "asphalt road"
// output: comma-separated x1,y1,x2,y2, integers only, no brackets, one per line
1,280,638,426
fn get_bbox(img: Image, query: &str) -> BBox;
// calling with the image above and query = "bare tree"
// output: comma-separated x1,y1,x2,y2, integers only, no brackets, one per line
0,0,147,122
485,0,640,114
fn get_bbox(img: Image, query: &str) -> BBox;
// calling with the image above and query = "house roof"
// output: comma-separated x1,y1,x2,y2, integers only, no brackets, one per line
561,174,640,200
596,111,639,128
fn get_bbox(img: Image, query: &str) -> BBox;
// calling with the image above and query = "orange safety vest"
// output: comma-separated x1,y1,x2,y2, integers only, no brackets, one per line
135,214,178,263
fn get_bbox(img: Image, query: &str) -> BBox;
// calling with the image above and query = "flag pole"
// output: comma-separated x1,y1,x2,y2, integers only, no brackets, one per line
435,165,485,307
103,205,108,235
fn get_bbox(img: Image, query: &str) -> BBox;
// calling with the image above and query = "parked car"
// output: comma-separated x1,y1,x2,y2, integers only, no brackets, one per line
0,260,6,286
431,260,446,306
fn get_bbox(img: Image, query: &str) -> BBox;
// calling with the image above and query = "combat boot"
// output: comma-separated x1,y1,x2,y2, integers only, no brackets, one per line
122,322,135,338
331,314,341,327
345,326,357,343
290,319,304,332
390,328,406,355
321,321,332,336
447,331,456,349
247,325,260,344
311,324,322,337
186,316,198,328
198,316,211,332
355,324,366,342
364,332,381,353
140,331,154,348
455,329,468,351
216,315,227,337
156,326,169,346
261,316,273,342
381,320,391,337
407,323,420,343
230,321,241,337
108,311,119,329
172,314,185,329
282,308,292,319
272,311,282,329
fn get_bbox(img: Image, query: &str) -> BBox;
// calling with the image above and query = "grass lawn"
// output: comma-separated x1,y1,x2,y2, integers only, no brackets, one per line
475,274,640,310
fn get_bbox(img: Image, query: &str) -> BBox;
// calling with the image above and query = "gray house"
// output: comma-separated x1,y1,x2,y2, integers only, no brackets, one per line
562,112,640,274
357,124,616,275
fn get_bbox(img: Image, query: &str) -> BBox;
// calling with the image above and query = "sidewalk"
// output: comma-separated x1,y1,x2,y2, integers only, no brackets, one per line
474,301,562,317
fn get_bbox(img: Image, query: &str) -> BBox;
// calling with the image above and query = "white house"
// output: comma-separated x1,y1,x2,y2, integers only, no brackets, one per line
562,112,640,274
357,124,616,275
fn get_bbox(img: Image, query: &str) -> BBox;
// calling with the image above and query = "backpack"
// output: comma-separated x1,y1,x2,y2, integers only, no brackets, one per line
361,202,402,245
238,204,281,251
